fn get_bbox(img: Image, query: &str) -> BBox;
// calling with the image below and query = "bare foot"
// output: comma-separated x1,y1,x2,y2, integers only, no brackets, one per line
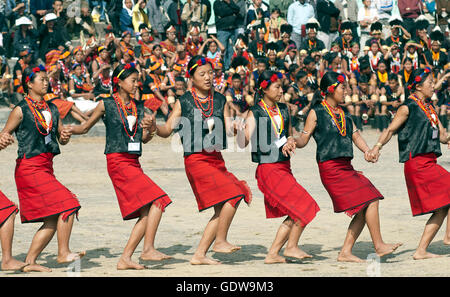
413,251,442,260
264,254,286,264
117,256,146,270
375,243,402,257
190,254,221,265
283,247,313,260
57,251,86,264
1,258,28,271
337,252,365,263
212,241,241,254
22,263,52,272
140,249,173,261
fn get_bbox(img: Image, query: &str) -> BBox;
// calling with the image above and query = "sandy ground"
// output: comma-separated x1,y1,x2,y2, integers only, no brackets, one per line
0,129,449,277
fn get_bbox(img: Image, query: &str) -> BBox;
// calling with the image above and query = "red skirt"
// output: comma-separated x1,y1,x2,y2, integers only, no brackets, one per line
0,190,18,226
404,153,450,216
256,161,320,227
142,94,163,112
318,157,383,217
184,151,252,211
106,153,172,220
15,153,81,223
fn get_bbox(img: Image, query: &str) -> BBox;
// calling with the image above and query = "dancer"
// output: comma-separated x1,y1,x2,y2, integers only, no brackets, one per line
69,63,172,270
369,67,450,260
0,65,83,272
236,70,320,264
292,71,401,262
156,56,252,265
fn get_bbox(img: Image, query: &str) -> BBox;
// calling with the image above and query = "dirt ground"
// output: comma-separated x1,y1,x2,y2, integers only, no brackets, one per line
0,129,449,277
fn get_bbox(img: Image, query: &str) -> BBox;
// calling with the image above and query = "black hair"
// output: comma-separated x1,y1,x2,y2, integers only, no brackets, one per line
310,71,341,107
303,56,315,66
288,63,299,74
295,70,307,81
22,66,44,94
232,73,242,80
256,57,269,67
112,63,139,93
359,75,370,84
175,76,185,83
388,73,398,81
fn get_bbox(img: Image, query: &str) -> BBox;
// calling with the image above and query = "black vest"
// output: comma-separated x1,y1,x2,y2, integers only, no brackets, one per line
312,103,354,162
251,102,291,164
103,96,144,155
177,91,227,157
397,98,442,163
15,100,60,159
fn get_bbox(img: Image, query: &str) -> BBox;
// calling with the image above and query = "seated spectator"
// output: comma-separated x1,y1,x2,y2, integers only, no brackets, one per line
66,1,96,39
13,16,38,61
39,12,71,61
30,0,53,29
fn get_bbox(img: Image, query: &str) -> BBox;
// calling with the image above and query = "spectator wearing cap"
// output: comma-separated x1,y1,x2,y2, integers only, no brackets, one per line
120,0,135,34
13,16,38,60
300,18,326,57
38,12,71,61
334,0,359,42
317,0,341,50
30,0,53,29
398,0,424,33
287,0,314,50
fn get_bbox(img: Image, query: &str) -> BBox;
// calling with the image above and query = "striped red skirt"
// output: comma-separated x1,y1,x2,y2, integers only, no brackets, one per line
106,153,172,220
0,190,18,226
318,157,383,217
15,153,81,223
404,153,450,216
184,151,252,211
142,94,163,112
256,161,320,227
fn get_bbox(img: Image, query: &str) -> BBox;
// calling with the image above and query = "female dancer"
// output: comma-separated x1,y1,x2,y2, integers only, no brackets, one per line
0,136,25,271
292,71,401,262
69,63,172,270
236,70,320,264
0,65,82,272
156,56,252,265
369,67,450,260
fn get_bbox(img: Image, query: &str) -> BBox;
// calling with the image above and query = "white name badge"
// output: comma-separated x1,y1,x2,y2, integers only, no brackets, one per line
128,142,141,152
432,128,438,140
44,134,52,144
275,136,287,148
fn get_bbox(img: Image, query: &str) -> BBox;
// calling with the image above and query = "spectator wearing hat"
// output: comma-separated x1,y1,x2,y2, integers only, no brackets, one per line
30,0,53,29
38,12,71,61
334,0,359,42
384,15,411,51
317,0,341,50
300,18,326,57
13,16,38,60
287,0,314,50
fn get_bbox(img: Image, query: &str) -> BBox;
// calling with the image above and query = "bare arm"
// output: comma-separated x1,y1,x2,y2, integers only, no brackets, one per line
69,100,105,135
293,108,317,148
156,100,181,138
